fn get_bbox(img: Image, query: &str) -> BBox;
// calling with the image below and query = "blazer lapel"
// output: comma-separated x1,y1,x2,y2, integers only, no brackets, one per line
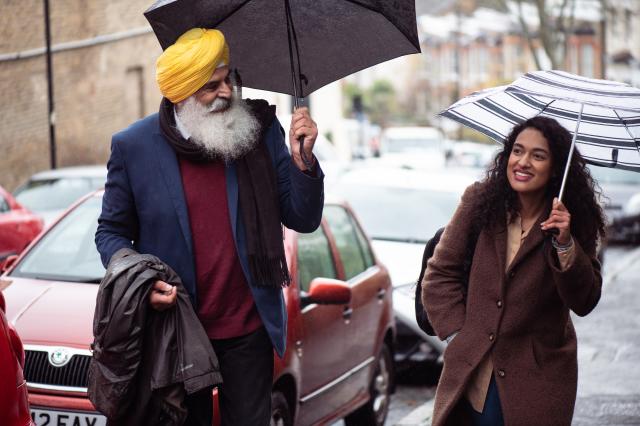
153,132,194,258
225,162,239,240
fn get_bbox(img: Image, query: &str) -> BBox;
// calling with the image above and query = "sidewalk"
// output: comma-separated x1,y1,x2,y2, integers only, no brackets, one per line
392,246,640,426
572,246,640,425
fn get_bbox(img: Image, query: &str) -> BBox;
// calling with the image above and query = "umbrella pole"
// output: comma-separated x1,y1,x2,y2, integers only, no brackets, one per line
285,0,313,171
558,102,585,202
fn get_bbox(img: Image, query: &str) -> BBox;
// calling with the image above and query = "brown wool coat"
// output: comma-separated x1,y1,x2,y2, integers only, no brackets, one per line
423,182,602,426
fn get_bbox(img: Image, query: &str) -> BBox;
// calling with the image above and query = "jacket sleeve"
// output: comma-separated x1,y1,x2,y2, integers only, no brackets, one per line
546,237,602,316
95,137,139,267
267,119,324,233
422,183,480,340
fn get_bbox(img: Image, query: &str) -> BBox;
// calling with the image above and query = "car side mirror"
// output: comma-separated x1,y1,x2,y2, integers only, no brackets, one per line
0,255,18,275
300,278,351,308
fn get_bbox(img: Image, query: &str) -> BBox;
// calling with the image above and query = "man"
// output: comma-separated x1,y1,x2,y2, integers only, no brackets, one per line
95,28,324,425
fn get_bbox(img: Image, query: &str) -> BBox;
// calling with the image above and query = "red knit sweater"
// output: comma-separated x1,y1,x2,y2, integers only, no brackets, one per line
179,158,262,339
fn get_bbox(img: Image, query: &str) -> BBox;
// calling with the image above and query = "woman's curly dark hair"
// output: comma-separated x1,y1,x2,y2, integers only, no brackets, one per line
476,116,606,254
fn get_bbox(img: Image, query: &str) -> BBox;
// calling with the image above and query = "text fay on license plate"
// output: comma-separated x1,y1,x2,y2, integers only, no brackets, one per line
31,408,106,426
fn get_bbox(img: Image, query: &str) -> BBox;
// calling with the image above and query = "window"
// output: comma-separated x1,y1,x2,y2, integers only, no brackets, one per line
581,44,594,78
0,195,9,213
297,226,336,292
324,205,372,281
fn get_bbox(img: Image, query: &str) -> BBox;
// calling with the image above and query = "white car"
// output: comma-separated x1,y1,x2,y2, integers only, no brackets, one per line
331,165,481,367
13,166,106,226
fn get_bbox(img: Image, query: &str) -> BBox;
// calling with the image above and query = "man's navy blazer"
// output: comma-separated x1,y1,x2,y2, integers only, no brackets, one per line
95,112,324,357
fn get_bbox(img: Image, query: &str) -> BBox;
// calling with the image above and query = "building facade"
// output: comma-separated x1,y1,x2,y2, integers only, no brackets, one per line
604,0,640,87
0,1,162,190
416,4,604,138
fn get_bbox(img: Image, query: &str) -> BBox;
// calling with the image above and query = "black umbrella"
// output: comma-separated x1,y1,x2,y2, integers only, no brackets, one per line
144,0,420,167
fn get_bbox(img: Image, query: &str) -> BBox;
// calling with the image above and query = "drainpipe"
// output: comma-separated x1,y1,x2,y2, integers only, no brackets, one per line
44,0,56,169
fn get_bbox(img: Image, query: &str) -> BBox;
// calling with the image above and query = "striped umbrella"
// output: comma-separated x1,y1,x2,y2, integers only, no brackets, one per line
440,70,640,200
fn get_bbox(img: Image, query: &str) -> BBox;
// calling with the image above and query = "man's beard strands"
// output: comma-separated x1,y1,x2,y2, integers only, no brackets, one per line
177,96,260,162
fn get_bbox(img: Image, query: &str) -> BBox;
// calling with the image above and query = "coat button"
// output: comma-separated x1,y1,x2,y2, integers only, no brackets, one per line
489,333,495,342
508,270,515,279
497,300,503,308
498,369,505,377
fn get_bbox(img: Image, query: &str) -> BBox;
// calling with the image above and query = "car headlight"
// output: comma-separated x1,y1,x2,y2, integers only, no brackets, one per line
624,193,640,216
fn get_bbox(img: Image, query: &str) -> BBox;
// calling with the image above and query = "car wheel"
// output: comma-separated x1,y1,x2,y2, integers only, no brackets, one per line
344,343,393,426
270,390,292,426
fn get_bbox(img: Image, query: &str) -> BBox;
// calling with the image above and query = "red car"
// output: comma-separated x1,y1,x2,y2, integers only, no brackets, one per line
2,191,395,426
0,186,43,269
0,289,32,426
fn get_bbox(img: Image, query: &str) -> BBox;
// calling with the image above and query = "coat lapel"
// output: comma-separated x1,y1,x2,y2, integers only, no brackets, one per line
492,221,508,279
152,132,194,258
505,202,552,276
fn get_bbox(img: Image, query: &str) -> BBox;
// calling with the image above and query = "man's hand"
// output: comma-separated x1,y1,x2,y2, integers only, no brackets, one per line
289,107,318,171
150,280,177,311
541,198,572,245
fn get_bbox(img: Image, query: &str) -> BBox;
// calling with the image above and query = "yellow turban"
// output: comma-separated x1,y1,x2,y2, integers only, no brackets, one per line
156,28,230,103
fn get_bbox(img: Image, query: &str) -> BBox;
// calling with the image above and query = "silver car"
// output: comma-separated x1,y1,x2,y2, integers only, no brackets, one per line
13,166,106,226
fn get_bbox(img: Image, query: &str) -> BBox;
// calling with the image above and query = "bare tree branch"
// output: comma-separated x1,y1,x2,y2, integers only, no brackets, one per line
535,0,562,68
517,0,544,69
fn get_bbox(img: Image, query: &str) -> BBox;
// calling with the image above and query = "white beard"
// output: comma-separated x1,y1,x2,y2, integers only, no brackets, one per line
176,96,260,162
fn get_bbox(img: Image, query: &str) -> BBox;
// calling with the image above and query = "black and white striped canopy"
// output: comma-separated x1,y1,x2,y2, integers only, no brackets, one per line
441,70,640,172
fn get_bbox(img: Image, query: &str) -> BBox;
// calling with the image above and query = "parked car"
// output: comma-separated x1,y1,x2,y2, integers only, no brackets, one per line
589,165,640,226
586,165,640,246
2,191,394,426
332,165,480,368
607,192,640,245
13,166,106,226
0,185,43,269
378,126,447,169
0,289,32,426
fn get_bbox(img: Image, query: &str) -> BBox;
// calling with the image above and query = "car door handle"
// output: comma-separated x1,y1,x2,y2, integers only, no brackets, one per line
342,307,353,320
377,288,386,299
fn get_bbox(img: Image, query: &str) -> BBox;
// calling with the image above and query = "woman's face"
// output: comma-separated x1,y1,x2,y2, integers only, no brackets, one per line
507,127,553,196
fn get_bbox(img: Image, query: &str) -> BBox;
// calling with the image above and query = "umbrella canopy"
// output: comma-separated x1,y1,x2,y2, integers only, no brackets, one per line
144,0,420,98
441,70,640,174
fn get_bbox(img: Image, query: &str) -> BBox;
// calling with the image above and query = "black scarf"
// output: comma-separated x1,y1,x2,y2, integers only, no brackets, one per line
159,98,291,289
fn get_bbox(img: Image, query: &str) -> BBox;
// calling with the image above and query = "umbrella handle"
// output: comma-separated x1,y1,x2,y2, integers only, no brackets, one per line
293,97,314,171
298,137,314,171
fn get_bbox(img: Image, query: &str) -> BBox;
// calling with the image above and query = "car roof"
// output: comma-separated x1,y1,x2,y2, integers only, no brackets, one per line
26,165,107,181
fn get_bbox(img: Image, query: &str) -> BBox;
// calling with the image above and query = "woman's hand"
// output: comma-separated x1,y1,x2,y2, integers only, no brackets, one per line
541,198,572,245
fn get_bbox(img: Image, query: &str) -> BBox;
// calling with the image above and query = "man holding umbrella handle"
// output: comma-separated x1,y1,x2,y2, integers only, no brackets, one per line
96,27,324,425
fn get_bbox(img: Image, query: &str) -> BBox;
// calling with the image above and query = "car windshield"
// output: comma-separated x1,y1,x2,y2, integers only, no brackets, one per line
588,166,640,185
11,195,105,282
334,183,460,243
14,177,103,212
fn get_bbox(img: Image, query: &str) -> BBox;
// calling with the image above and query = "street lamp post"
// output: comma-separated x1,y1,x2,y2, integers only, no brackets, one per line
43,0,57,169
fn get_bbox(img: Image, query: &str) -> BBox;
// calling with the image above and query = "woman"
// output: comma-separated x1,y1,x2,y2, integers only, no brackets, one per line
423,116,605,426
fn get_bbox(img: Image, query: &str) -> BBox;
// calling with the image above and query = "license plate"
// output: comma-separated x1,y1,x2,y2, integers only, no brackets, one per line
31,408,106,426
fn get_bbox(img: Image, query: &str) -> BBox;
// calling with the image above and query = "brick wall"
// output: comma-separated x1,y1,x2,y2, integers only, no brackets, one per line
0,0,163,190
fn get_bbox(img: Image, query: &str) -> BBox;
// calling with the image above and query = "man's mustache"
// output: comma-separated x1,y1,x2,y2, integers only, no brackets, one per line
207,97,232,113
